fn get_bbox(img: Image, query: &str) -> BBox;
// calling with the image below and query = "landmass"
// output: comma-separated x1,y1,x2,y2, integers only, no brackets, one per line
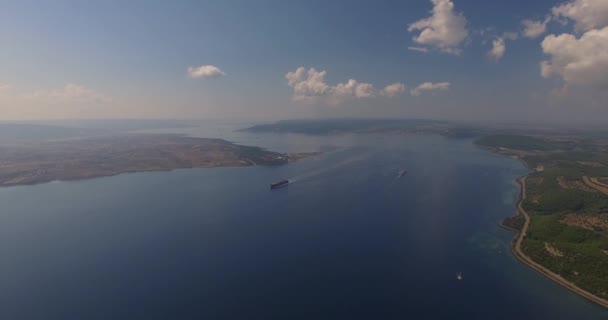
240,119,598,138
0,134,319,187
241,119,451,135
287,152,322,162
476,134,608,307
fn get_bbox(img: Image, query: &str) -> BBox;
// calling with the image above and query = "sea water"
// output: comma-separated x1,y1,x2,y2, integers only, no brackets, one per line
0,130,606,319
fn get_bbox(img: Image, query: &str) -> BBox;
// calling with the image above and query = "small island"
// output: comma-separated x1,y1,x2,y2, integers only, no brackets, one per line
0,134,319,187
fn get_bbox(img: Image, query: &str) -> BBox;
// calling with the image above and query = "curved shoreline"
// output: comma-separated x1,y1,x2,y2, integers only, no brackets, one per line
507,176,608,309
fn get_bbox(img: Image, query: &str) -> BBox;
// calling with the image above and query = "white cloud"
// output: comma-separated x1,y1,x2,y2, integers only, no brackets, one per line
540,26,608,91
408,46,430,53
286,67,375,104
410,82,451,96
285,67,333,102
408,0,469,55
286,67,450,103
552,0,608,32
522,17,551,38
187,65,226,79
285,67,422,104
488,38,506,61
381,83,407,97
334,79,375,98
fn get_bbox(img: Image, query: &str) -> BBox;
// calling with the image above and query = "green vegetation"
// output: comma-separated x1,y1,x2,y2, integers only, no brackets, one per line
523,169,608,214
502,214,525,231
525,152,608,177
486,132,608,299
523,214,608,299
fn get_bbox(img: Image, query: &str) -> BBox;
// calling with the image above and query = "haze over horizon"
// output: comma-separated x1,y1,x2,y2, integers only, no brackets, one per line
1,0,607,124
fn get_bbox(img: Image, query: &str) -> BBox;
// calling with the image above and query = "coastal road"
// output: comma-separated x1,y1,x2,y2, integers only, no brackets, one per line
512,177,608,308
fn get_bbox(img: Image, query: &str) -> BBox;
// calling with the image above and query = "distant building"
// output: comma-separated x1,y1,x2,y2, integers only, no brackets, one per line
536,164,545,172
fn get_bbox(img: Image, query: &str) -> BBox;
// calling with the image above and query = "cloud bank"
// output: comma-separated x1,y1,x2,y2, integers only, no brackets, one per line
286,67,448,104
31,83,111,104
0,83,113,120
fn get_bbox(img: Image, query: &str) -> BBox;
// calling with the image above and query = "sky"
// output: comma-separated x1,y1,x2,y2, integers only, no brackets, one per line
0,0,607,124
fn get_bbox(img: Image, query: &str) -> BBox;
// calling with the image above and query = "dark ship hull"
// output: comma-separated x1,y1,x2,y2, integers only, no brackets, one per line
270,179,289,189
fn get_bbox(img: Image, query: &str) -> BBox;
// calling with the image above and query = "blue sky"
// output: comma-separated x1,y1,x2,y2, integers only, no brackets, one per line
1,0,607,123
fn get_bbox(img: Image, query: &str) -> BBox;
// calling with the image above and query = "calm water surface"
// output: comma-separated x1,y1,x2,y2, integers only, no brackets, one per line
1,128,606,319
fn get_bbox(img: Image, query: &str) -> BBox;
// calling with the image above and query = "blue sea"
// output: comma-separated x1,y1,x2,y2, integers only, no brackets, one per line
1,126,606,319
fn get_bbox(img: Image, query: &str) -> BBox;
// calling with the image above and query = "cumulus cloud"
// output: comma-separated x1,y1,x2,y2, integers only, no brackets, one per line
552,0,608,32
187,65,226,79
522,17,551,38
334,79,375,98
286,67,375,104
381,83,407,97
285,67,376,104
285,67,333,102
407,0,469,55
488,38,506,61
410,82,451,96
285,67,423,104
540,26,608,91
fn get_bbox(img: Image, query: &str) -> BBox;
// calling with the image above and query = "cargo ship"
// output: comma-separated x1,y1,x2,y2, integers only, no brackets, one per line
270,179,289,189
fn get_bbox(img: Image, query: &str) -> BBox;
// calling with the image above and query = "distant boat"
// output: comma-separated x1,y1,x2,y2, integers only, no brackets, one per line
457,272,463,280
398,169,408,178
270,179,289,189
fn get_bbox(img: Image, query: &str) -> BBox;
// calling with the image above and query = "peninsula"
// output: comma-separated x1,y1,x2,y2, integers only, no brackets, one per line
0,134,319,187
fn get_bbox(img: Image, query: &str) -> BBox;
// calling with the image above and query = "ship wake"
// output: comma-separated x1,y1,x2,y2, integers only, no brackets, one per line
288,154,368,185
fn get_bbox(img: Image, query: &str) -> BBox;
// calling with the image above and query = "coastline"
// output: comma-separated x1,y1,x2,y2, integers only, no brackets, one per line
505,175,608,309
0,133,322,188
0,152,322,189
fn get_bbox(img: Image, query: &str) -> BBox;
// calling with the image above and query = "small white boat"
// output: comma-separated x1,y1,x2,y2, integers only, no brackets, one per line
457,272,463,280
